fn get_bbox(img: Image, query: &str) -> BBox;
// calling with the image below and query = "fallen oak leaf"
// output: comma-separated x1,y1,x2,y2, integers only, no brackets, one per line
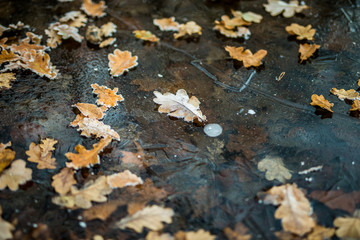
231,10,263,23
213,25,251,39
310,94,333,112
107,170,143,188
51,168,76,195
307,225,335,240
10,32,48,55
350,99,360,111
53,24,83,42
146,231,174,240
133,30,159,42
263,0,308,18
91,83,124,107
153,17,179,31
76,117,120,140
45,22,63,48
59,11,88,28
0,73,16,90
0,49,20,65
0,205,14,240
225,46,267,68
174,21,202,39
26,138,58,169
334,215,360,239
0,159,32,191
153,89,207,122
99,37,116,48
70,114,86,127
100,22,117,37
224,222,251,240
218,15,251,30
174,229,216,240
72,103,108,120
299,43,320,63
83,199,123,221
285,23,316,41
81,0,107,18
330,88,359,101
257,155,292,183
108,49,138,77
0,141,15,174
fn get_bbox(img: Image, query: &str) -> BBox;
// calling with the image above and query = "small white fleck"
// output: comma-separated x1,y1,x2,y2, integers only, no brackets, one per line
137,154,141,159
305,177,313,182
352,161,355,165
258,200,263,204
79,222,87,228
114,44,118,47
248,109,256,115
77,215,83,220
174,155,177,158
94,67,98,71
336,186,340,190
301,161,305,166
32,223,38,228
157,74,163,78
34,199,38,203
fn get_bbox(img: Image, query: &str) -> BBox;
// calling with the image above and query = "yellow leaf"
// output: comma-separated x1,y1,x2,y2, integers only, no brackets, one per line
100,22,117,37
81,0,107,18
153,17,179,31
310,94,333,112
263,0,308,18
0,159,32,191
299,44,320,63
330,88,359,101
99,37,116,48
350,99,360,111
107,170,143,188
174,21,202,39
258,156,292,183
285,23,316,41
0,142,15,174
334,216,360,239
108,49,138,77
91,83,124,107
26,138,58,169
134,30,159,42
219,15,251,30
225,46,267,68
174,229,216,240
45,23,62,48
19,49,58,79
231,10,263,23
72,103,108,120
51,168,76,195
76,117,120,140
0,49,20,64
0,73,16,90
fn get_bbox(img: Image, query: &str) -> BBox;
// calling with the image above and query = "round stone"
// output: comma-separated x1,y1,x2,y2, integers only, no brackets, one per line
204,123,223,137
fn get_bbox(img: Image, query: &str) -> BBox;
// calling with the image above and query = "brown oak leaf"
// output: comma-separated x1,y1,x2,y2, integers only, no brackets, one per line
53,24,83,42
0,159,32,191
213,25,251,39
307,225,335,240
285,23,316,41
0,73,16,90
81,0,107,18
99,37,116,48
225,46,267,68
310,94,333,112
231,10,263,23
45,22,63,48
174,229,216,240
134,30,159,42
0,141,15,174
100,22,117,37
218,15,251,30
146,231,174,240
153,17,179,31
91,83,124,107
107,170,143,188
350,99,360,111
26,138,58,169
0,49,20,65
263,0,308,18
19,49,58,79
174,21,202,39
59,11,88,28
83,200,123,221
299,43,320,62
0,205,14,240
108,49,138,77
51,168,76,195
76,117,120,140
334,215,360,239
224,222,251,240
72,103,108,120
10,32,48,55
330,88,359,101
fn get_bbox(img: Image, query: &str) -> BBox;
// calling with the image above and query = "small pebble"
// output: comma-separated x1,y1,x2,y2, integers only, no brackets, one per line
79,222,87,228
248,109,256,115
204,123,223,137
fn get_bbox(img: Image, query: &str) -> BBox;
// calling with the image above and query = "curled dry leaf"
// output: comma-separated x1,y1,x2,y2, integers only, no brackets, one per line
223,222,251,240
91,83,124,107
19,49,58,79
100,22,117,37
0,73,16,90
263,0,308,18
153,17,179,31
108,49,138,77
0,205,14,240
334,216,360,239
53,24,83,42
26,138,58,169
0,159,32,191
73,103,108,120
81,0,107,18
214,25,251,39
263,183,315,236
225,46,267,68
350,99,360,111
51,168,76,195
146,231,174,240
231,10,263,23
65,137,111,169
299,43,320,62
133,30,159,42
0,142,15,174
330,88,359,101
174,21,202,39
115,205,174,233
153,89,207,122
285,23,316,41
174,229,216,240
257,156,292,183
107,170,143,188
76,117,120,140
0,49,20,64
99,37,116,48
310,94,333,112
59,11,88,28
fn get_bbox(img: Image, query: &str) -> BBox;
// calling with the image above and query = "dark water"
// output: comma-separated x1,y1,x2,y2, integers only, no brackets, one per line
1,0,360,239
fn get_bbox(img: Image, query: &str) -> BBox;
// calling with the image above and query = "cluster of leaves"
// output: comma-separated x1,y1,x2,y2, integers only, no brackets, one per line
85,22,117,48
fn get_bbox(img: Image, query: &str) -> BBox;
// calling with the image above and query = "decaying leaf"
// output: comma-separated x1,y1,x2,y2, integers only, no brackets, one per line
310,94,333,112
213,25,251,39
174,229,216,240
100,22,117,37
76,117,120,140
73,103,108,120
18,50,58,79
81,0,107,18
133,30,159,42
350,99,360,111
330,88,359,101
231,10,263,23
107,170,143,188
26,138,58,169
223,222,251,240
225,46,267,68
299,43,320,62
45,23,63,48
99,37,116,48
218,15,250,30
65,137,111,169
0,49,20,65
285,23,316,41
115,205,174,233
307,225,335,240
0,205,14,240
263,0,308,18
146,231,174,240
258,156,292,183
0,142,15,174
51,168,76,195
52,176,112,209
53,24,83,42
10,32,48,55
119,141,147,167
0,73,16,90
108,49,138,77
334,216,360,239
60,11,88,28
263,183,315,236
0,159,32,191
174,21,202,39
86,25,102,44
70,114,86,127
83,200,123,221
153,17,179,31
153,89,207,122
91,83,124,107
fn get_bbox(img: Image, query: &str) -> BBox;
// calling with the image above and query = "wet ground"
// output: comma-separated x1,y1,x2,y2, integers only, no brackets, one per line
1,0,360,239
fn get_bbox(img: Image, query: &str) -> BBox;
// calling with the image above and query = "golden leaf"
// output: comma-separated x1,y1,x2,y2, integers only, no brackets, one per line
0,159,32,191
263,0,308,18
81,0,107,18
0,142,15,174
330,88,359,101
299,43,320,63
219,15,251,30
115,205,174,233
70,114,85,127
51,168,76,195
174,229,216,240
0,73,16,90
65,137,111,169
53,24,83,42
310,94,334,112
224,223,251,240
0,49,20,65
213,25,251,39
285,23,316,41
231,10,263,23
83,200,123,221
0,205,14,240
100,22,117,37
52,176,112,209
99,37,116,48
73,103,108,120
76,117,120,140
258,156,292,183
334,216,360,239
146,231,174,240
133,30,159,42
10,32,48,55
263,183,315,236
91,83,124,107
225,46,267,68
153,89,207,122
107,170,143,188
45,23,62,48
86,25,102,44
307,225,335,240
119,141,147,166
174,21,202,39
26,138,58,169
19,49,58,79
153,17,179,31
127,202,147,216
108,49,138,77
59,11,88,28
350,99,360,111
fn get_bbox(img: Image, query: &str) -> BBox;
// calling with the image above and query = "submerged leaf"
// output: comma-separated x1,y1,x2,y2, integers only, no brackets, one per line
108,49,138,77
225,46,267,68
51,168,76,195
107,170,143,188
307,225,335,240
174,229,216,240
310,94,333,112
285,23,316,40
334,216,360,239
224,222,251,240
258,156,292,183
263,0,308,18
0,205,14,240
26,138,58,169
174,21,202,39
0,159,32,191
0,73,16,90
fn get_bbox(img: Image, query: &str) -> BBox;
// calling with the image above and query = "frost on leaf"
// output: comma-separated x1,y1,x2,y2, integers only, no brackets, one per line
19,50,58,79
258,156,292,183
225,46,267,68
0,159,32,191
10,32,48,55
51,168,76,195
59,11,88,28
45,23,63,48
231,10,263,23
299,43,320,62
174,21,202,39
285,23,315,41
81,0,107,18
26,138,58,169
263,183,315,236
0,205,14,240
133,30,159,42
350,99,360,111
214,25,251,39
115,205,174,233
73,103,108,120
91,83,124,107
217,15,251,30
52,176,112,209
334,215,360,239
0,49,20,65
174,229,216,240
76,117,120,140
107,170,143,189
310,94,333,112
100,22,117,37
0,142,15,174
153,89,207,122
108,49,138,77
65,137,111,169
263,0,308,18
53,24,83,42
330,88,359,101
99,37,116,48
0,73,16,90
153,17,179,31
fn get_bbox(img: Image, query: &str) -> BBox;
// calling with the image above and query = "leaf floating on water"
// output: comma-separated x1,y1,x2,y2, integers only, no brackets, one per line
310,94,333,112
350,99,360,111
73,103,108,120
153,17,179,31
0,73,16,90
10,32,48,55
59,11,88,28
0,159,32,191
0,205,14,240
83,200,123,221
174,229,216,240
18,50,58,79
51,168,76,195
0,49,20,64
81,0,107,18
99,37,116,48
334,215,360,239
214,25,251,39
26,138,58,169
225,46,267,68
263,0,308,18
100,22,117,37
107,170,143,188
258,156,292,183
91,83,124,107
0,142,15,174
307,225,335,240
174,21,202,39
299,43,320,62
53,24,83,42
330,88,359,101
231,10,263,23
218,15,251,30
133,30,159,42
77,117,120,140
285,23,316,41
108,49,138,77
153,89,207,122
